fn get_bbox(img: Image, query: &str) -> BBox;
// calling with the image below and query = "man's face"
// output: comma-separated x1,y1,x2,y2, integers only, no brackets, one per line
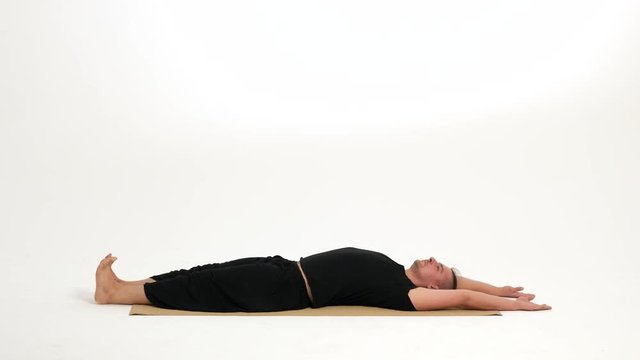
411,257,454,289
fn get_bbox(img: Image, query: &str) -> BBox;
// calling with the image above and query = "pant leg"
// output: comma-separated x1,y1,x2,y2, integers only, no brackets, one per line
150,256,265,281
143,256,311,312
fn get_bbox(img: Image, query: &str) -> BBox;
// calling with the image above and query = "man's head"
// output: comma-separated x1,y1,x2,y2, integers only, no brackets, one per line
405,257,457,289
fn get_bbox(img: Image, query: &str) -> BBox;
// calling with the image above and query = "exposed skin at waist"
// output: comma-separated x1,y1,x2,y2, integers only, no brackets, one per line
296,261,314,304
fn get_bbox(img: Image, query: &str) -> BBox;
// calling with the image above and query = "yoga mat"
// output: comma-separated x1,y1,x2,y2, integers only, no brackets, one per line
130,305,501,316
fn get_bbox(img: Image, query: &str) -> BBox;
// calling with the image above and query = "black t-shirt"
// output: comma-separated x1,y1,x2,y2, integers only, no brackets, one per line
299,247,417,311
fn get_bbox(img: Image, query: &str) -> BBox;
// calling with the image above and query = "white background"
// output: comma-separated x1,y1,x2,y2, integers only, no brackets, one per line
1,0,639,359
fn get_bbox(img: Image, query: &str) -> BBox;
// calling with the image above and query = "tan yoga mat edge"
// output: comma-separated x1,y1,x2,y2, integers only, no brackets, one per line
130,304,501,316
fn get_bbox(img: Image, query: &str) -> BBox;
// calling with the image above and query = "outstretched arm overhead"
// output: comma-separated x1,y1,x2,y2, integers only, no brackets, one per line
408,288,551,311
461,289,550,311
456,276,536,300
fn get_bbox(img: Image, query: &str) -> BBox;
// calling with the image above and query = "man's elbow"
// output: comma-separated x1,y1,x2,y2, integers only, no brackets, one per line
455,289,472,309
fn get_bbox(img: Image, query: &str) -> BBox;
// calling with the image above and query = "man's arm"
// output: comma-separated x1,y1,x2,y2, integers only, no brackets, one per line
461,289,551,311
408,288,550,311
456,276,535,299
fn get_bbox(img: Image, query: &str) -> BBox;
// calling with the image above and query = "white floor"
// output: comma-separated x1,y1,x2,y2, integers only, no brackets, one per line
2,122,638,359
1,243,638,360
1,1,639,359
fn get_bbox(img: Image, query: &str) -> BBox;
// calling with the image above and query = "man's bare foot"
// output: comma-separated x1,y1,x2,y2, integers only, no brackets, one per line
101,253,125,284
94,254,122,304
99,253,156,286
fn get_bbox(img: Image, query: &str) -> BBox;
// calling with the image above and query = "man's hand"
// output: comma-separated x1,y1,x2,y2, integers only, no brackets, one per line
515,295,552,311
500,286,535,300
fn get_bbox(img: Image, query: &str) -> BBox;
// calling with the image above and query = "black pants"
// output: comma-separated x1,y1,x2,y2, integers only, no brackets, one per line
143,255,311,312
